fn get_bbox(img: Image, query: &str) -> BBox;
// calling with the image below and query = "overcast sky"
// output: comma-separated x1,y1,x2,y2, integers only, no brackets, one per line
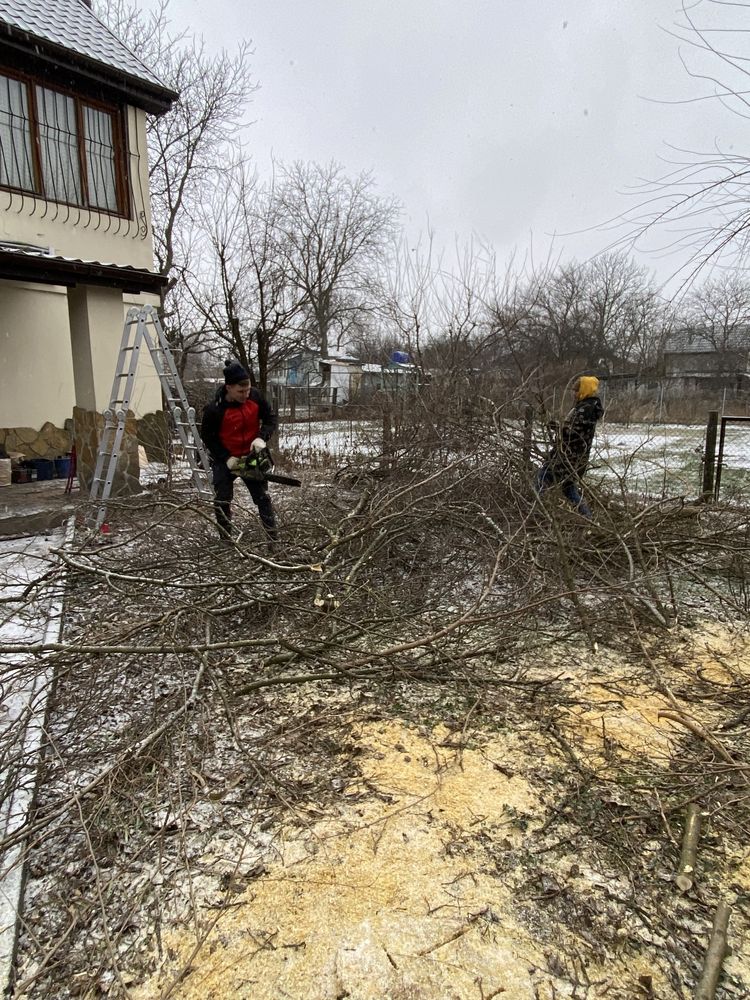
142,0,744,287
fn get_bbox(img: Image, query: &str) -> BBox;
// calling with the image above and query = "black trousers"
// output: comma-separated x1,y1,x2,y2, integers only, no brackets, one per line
212,462,277,537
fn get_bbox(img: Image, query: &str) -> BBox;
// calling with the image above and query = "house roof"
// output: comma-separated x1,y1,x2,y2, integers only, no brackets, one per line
665,329,750,354
0,0,176,112
0,245,167,293
664,332,716,354
319,354,359,365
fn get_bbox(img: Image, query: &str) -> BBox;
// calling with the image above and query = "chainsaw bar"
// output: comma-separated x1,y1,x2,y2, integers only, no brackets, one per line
236,466,301,487
234,449,301,487
264,472,302,487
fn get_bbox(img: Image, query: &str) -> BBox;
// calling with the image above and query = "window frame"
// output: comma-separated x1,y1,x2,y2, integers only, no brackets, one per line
0,66,130,218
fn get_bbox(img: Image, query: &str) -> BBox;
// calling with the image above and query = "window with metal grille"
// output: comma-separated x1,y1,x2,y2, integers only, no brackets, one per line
0,70,127,215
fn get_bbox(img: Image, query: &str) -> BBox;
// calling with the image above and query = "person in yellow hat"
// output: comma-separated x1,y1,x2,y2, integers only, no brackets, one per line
536,375,604,518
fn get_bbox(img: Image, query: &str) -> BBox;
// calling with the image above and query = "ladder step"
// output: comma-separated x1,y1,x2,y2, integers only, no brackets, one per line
93,307,209,529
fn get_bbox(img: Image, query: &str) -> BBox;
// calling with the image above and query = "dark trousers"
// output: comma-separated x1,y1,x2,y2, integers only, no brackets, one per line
212,462,277,538
536,464,592,519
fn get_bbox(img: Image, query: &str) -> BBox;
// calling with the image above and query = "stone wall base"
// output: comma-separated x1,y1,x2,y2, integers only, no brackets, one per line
1,409,169,492
137,410,171,463
0,422,73,460
73,406,140,497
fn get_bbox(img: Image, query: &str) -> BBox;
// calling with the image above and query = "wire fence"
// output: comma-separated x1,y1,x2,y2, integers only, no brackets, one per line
274,405,749,505
714,416,750,503
185,373,750,505
590,421,708,501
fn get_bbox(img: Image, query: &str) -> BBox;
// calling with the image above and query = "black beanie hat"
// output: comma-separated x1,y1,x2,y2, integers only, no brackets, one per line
223,358,250,384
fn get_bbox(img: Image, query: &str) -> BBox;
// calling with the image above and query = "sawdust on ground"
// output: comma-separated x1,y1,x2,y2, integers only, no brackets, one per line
134,719,692,1000
135,625,750,1000
556,621,750,765
136,722,552,1000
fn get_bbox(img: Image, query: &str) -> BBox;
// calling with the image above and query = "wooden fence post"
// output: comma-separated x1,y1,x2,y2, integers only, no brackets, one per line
523,404,534,470
702,410,719,500
382,404,393,471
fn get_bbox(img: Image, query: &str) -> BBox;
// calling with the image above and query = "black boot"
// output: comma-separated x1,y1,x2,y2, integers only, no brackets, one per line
258,496,278,541
216,501,233,541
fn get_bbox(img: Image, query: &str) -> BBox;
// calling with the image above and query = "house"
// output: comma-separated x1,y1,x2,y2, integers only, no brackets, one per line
269,348,423,409
0,0,175,479
270,348,362,404
663,330,750,394
360,359,421,395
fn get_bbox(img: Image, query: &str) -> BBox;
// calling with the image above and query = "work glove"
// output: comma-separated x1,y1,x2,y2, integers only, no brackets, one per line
226,456,240,471
250,437,266,452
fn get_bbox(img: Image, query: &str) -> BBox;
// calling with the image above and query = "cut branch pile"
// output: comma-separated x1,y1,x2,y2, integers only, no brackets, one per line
1,413,749,997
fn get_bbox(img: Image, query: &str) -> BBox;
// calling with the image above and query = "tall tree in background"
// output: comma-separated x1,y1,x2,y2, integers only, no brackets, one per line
186,164,308,391
274,161,400,358
684,273,750,370
489,253,666,375
92,1,256,372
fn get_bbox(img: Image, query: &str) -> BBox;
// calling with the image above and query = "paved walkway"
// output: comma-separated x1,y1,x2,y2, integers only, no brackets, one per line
0,481,79,537
0,526,70,994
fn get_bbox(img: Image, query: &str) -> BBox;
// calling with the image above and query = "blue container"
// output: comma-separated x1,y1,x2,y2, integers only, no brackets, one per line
54,457,71,479
34,459,55,481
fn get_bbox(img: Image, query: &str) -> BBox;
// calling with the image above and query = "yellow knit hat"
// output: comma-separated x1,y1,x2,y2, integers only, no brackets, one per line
576,376,599,400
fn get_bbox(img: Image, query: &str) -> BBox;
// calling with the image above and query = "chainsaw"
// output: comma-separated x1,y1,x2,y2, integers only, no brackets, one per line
234,448,301,487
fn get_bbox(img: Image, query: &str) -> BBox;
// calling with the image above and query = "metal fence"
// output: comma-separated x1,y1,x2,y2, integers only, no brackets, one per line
714,415,750,503
275,406,725,504
587,420,708,501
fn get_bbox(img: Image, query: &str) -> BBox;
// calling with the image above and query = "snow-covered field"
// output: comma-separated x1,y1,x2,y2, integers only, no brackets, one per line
155,417,745,501
278,418,380,464
594,422,708,498
0,528,68,991
275,418,715,498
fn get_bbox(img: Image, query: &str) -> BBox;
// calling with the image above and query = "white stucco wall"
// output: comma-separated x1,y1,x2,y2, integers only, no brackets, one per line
0,282,74,427
329,363,359,403
122,293,163,416
0,106,154,270
0,281,163,429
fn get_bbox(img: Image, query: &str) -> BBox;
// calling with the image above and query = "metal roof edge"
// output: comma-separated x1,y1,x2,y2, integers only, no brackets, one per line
0,247,167,292
0,22,177,114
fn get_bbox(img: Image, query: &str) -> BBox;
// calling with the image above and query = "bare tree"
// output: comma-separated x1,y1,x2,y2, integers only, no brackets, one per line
584,254,654,364
187,164,309,391
93,0,256,367
274,161,400,357
495,253,665,376
616,0,750,281
679,271,750,374
619,290,673,372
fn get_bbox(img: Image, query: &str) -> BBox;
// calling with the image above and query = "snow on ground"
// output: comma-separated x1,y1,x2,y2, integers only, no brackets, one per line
275,418,713,499
142,416,738,501
0,527,69,992
595,423,707,497
278,419,380,463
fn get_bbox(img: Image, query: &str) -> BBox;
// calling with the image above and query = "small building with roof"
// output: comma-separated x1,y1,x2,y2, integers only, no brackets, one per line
662,329,750,393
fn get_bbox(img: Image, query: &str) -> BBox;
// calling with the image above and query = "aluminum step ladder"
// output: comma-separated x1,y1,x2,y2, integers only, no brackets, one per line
90,305,212,529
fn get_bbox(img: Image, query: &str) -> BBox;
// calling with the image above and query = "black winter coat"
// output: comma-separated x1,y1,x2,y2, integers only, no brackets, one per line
200,386,278,464
547,395,604,479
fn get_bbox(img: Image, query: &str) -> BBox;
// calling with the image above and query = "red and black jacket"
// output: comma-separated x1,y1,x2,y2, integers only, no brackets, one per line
200,386,278,463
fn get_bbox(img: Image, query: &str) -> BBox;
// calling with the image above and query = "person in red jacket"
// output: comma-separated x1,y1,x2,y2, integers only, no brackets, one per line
200,359,278,540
